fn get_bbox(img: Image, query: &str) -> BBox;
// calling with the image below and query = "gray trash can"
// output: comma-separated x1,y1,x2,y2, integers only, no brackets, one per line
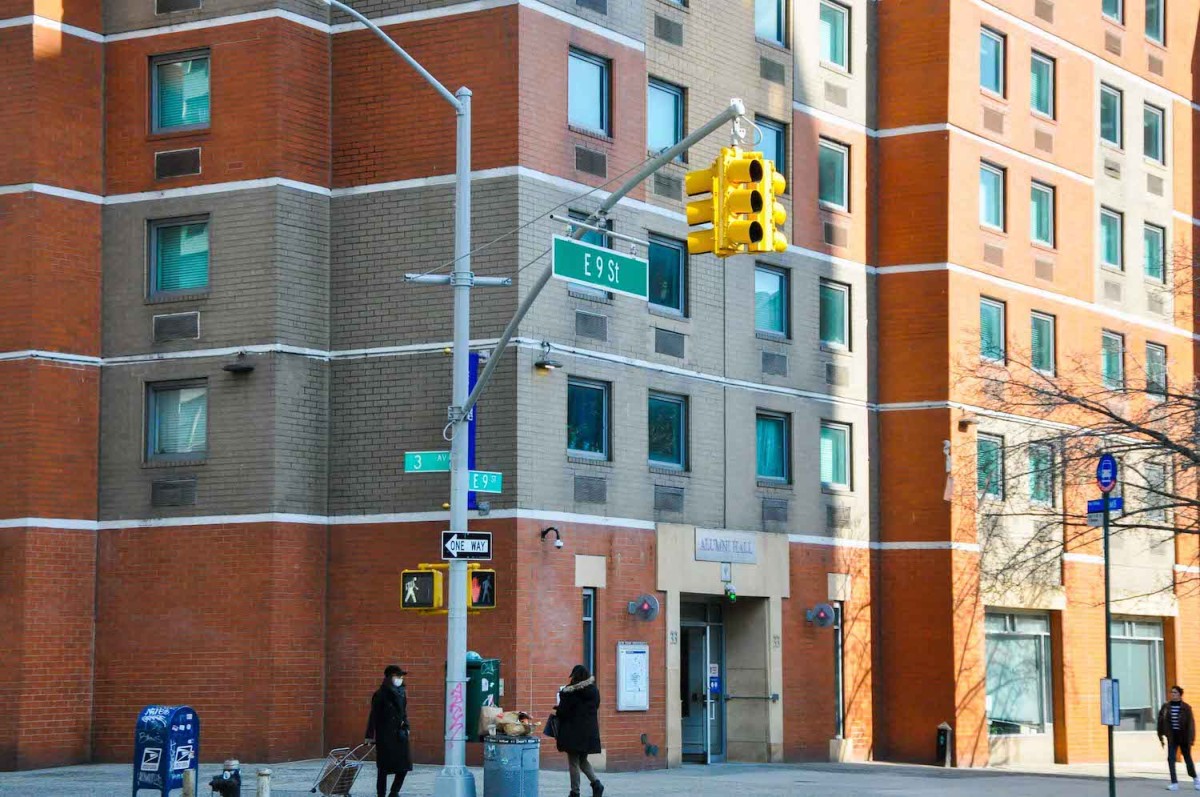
483,735,540,797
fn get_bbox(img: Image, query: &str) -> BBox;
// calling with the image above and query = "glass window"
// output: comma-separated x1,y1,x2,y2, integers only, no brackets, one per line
148,382,208,460
980,162,1005,230
820,422,851,490
567,379,609,458
819,280,850,350
985,612,1053,735
1146,342,1167,395
755,0,786,45
1030,182,1054,246
152,52,210,132
980,298,1006,362
1030,52,1055,118
151,217,209,295
757,117,787,186
980,28,1005,95
1102,331,1125,389
1101,208,1123,269
1146,0,1164,43
1031,312,1055,375
648,236,685,314
755,266,789,336
568,50,609,135
1101,84,1123,147
1103,0,1123,22
648,393,686,469
978,434,1005,499
819,139,849,210
820,1,849,69
648,79,684,157
582,589,596,674
1144,223,1166,282
756,412,790,482
1029,444,1055,506
1111,618,1165,731
1144,462,1167,520
1144,104,1165,164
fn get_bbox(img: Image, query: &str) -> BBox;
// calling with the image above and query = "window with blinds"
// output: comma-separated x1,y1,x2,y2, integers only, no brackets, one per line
820,421,850,490
1102,331,1125,389
1030,52,1055,118
152,52,211,132
1143,223,1165,282
977,434,1005,499
1031,312,1055,374
1028,443,1054,505
980,298,1005,362
756,412,789,482
148,382,208,460
151,218,209,295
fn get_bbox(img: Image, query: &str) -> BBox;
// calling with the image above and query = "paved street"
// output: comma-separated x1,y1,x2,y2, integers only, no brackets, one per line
0,759,1193,796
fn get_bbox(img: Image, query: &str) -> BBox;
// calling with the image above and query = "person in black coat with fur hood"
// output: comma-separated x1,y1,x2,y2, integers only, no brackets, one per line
553,665,604,797
365,664,413,797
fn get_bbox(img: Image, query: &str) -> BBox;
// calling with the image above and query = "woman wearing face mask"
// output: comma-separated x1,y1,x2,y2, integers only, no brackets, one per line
552,664,604,797
366,664,412,797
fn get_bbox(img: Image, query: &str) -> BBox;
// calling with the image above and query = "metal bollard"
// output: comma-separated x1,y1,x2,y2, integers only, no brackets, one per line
182,769,196,797
256,768,271,797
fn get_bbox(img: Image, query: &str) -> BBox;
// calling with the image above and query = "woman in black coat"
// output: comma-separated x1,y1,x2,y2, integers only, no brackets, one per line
365,664,413,797
554,665,604,797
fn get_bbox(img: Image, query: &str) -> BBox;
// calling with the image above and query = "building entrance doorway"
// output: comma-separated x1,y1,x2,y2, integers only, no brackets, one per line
680,600,725,763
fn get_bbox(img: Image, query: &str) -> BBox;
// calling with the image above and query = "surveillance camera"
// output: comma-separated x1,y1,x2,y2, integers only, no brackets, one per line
554,538,564,549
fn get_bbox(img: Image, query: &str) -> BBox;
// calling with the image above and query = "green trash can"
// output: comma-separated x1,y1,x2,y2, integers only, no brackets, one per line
466,652,500,741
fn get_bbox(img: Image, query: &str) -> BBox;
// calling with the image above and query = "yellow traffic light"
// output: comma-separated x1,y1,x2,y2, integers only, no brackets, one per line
756,160,789,254
684,163,718,255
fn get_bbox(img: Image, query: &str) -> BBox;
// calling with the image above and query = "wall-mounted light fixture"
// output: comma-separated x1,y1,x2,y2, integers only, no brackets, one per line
540,526,563,549
957,413,979,432
534,341,563,371
222,352,255,374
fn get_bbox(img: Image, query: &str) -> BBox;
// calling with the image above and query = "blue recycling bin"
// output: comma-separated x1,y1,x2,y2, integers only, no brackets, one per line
483,735,539,797
133,705,200,796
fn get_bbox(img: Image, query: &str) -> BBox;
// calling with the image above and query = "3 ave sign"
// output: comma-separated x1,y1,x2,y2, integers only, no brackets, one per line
442,531,492,561
552,235,649,300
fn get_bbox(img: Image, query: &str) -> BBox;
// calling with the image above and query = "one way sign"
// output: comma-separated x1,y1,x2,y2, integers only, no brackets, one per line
442,531,492,561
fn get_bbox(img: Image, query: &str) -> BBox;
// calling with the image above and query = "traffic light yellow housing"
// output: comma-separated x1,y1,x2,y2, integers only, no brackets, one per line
684,146,788,258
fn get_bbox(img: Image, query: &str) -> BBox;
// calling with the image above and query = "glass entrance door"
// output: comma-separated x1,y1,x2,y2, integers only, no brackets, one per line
680,602,725,763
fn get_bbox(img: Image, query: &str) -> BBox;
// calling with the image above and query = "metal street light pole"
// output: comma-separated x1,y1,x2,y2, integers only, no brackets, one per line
321,3,479,794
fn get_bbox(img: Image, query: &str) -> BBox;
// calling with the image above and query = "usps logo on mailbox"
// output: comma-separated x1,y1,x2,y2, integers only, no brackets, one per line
172,745,194,771
141,748,162,772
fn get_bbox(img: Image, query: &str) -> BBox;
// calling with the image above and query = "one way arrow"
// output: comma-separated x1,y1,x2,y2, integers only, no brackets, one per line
444,534,461,557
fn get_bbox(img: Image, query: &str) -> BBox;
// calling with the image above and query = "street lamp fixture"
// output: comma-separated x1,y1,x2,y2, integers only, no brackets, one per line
534,341,563,371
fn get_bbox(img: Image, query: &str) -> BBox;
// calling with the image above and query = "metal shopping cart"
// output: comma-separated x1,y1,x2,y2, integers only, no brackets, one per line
310,743,375,796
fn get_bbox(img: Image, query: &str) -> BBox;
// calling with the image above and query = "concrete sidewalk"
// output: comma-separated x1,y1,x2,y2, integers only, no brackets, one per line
0,758,1194,797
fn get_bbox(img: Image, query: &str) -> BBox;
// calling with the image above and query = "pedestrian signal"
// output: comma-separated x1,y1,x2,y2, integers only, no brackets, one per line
469,570,496,609
401,569,443,610
627,594,660,621
806,603,836,628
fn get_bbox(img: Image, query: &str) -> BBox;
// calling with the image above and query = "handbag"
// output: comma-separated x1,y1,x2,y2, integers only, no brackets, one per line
543,714,559,739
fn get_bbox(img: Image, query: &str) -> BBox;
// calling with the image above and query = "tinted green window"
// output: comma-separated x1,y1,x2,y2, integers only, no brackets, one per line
818,140,848,208
756,413,789,481
567,380,609,457
1146,0,1164,42
648,394,686,468
1029,444,1054,505
154,55,210,130
980,164,1004,229
648,237,685,313
980,299,1005,361
755,267,788,335
1031,313,1054,374
755,0,786,44
1146,344,1167,395
1102,332,1124,389
1144,105,1165,164
150,384,207,458
820,281,849,349
978,435,1004,498
1030,53,1054,117
1101,210,1123,269
820,423,850,489
757,117,787,179
1144,224,1165,282
1103,0,1122,21
820,1,848,68
980,29,1004,94
153,219,209,293
1030,184,1053,246
1101,85,1122,146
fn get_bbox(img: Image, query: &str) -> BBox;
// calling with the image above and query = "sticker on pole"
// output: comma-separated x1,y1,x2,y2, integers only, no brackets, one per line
1096,453,1118,494
1100,678,1121,726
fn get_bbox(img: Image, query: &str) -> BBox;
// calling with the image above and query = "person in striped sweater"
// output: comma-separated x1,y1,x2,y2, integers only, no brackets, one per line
1158,685,1197,791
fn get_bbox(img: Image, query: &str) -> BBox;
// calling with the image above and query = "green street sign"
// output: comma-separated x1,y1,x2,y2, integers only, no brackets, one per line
405,451,450,473
552,235,648,300
469,470,503,493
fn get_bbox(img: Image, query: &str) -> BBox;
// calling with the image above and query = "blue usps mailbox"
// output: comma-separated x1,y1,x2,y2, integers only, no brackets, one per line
133,705,200,796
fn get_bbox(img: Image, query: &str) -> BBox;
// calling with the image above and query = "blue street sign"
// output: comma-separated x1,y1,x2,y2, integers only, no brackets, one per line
1087,496,1124,513
1096,454,1118,493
